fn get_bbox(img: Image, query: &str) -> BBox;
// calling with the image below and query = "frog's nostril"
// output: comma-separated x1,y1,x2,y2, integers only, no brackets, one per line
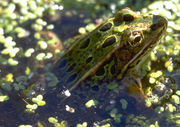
150,15,168,30
153,15,167,26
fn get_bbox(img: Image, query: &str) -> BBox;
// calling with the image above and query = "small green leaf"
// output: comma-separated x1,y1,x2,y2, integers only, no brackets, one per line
176,91,180,96
149,77,156,84
38,40,47,49
120,99,128,110
26,104,38,110
48,117,58,124
24,48,35,57
171,95,180,104
78,27,86,34
85,99,98,108
37,100,46,106
36,53,45,61
8,58,18,66
0,95,9,102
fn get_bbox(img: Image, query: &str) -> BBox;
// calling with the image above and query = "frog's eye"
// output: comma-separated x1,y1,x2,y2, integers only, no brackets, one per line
123,14,134,22
128,31,143,46
115,8,137,22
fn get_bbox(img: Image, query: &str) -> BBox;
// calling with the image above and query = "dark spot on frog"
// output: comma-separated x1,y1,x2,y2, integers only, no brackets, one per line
67,73,77,82
96,32,101,38
110,65,115,75
66,63,76,72
102,36,116,48
80,38,90,49
86,56,93,64
99,23,112,32
103,55,114,65
136,59,141,65
58,58,67,68
129,59,140,68
123,14,134,22
66,57,73,63
134,36,141,43
96,66,105,76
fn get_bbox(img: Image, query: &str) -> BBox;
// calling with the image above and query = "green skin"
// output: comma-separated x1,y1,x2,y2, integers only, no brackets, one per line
54,8,168,92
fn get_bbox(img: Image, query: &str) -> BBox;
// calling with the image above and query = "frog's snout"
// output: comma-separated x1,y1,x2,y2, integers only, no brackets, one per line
150,15,168,30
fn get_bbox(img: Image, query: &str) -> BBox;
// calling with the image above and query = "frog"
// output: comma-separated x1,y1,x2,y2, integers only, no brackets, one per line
53,7,167,100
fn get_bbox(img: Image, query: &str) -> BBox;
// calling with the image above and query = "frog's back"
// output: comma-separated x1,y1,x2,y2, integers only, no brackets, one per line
54,8,167,91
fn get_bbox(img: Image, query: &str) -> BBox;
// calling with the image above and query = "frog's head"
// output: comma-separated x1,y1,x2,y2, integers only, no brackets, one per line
114,8,168,78
115,8,167,48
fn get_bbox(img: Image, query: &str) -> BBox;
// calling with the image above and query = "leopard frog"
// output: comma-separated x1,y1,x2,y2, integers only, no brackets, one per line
54,8,167,93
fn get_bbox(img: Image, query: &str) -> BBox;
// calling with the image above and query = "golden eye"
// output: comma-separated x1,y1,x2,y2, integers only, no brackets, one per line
128,31,143,46
134,35,141,43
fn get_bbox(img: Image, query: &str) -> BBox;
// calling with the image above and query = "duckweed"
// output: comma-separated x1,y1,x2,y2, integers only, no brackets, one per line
167,103,176,112
24,48,35,57
150,71,163,78
26,104,38,110
120,99,128,110
171,95,180,104
44,52,53,59
78,27,86,34
76,122,88,127
176,91,180,96
0,94,9,102
38,40,48,50
19,125,32,127
85,99,98,108
149,77,156,84
48,117,58,124
46,24,54,30
32,95,46,106
48,117,69,127
8,58,18,66
36,53,46,61
4,73,14,82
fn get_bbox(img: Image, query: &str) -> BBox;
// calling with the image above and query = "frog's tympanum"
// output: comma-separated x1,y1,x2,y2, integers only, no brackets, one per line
54,8,167,96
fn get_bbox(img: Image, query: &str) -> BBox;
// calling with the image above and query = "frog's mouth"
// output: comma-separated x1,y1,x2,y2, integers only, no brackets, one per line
119,15,168,78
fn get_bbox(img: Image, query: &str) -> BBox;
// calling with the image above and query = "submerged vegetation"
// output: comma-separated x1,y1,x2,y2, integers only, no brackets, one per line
0,0,180,127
